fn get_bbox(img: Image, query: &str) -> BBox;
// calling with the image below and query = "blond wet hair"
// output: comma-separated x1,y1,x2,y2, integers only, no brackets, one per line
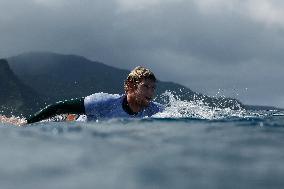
124,66,156,93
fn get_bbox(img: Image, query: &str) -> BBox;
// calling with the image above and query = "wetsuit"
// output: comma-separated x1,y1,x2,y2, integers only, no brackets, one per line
26,97,85,123
27,93,164,123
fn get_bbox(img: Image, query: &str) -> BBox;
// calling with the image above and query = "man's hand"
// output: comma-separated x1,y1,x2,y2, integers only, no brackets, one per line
0,115,27,126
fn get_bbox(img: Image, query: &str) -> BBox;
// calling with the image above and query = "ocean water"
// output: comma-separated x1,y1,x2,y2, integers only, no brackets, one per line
1,94,284,189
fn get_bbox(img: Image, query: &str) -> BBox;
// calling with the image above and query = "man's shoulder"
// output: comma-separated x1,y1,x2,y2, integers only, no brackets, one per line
84,93,123,115
84,93,122,105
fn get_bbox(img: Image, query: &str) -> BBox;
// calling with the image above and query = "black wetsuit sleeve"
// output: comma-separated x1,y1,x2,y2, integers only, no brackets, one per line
26,97,85,124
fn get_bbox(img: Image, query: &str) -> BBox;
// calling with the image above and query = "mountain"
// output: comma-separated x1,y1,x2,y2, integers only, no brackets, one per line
243,105,284,111
7,52,243,110
0,59,42,116
8,52,129,103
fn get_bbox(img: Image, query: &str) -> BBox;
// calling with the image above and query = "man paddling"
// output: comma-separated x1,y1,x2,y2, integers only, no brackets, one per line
26,66,164,124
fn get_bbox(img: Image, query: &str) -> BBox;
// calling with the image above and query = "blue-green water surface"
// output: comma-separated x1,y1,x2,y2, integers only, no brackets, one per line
0,113,284,189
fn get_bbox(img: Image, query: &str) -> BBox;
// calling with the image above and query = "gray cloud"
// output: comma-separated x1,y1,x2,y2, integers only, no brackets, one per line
0,0,284,107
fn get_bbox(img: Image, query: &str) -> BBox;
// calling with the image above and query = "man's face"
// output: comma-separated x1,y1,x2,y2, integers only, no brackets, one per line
131,79,156,107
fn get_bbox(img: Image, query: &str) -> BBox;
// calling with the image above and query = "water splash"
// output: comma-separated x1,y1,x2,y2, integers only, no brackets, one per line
153,91,269,120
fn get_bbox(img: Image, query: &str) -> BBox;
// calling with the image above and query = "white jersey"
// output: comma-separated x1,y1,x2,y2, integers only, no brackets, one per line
84,93,164,120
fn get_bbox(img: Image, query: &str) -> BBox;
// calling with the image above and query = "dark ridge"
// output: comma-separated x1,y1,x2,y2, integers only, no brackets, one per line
243,105,284,111
0,59,43,116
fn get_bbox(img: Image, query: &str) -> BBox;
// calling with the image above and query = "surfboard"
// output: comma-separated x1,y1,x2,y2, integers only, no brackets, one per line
51,114,80,121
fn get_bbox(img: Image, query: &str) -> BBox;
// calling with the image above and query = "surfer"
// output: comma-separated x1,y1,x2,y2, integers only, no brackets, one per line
25,66,164,124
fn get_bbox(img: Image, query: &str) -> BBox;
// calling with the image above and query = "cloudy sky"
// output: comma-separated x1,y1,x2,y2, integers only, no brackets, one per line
1,0,284,108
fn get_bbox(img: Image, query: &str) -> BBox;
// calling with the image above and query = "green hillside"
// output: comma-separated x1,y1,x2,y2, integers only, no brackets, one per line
0,59,42,116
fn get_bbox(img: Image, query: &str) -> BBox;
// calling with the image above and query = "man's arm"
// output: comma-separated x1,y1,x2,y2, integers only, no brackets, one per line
26,97,85,124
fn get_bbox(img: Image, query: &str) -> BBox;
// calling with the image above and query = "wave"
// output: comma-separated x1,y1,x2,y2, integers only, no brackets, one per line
153,91,276,120
0,91,282,126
